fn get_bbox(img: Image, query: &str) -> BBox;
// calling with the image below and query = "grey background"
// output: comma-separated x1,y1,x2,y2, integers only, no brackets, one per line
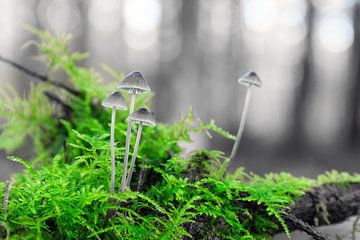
0,0,360,238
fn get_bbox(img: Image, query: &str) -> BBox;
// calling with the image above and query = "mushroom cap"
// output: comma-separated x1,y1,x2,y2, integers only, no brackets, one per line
118,70,151,95
101,91,128,110
127,108,156,126
238,71,262,88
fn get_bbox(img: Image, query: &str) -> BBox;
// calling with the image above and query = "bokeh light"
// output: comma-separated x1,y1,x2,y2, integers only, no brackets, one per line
123,0,161,52
315,13,354,53
88,0,122,32
124,29,158,51
123,0,161,33
277,0,307,27
243,0,278,32
46,0,80,33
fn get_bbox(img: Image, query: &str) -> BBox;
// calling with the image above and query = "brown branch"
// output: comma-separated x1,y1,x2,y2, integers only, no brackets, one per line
0,55,82,97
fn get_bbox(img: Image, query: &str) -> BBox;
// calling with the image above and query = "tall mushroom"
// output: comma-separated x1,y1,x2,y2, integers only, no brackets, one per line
118,70,151,192
229,71,262,164
101,91,127,194
124,108,155,190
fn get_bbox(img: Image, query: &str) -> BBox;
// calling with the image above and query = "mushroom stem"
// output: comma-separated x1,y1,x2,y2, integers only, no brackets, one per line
109,107,116,194
126,123,143,189
121,122,132,192
129,94,136,113
120,94,137,192
229,86,253,164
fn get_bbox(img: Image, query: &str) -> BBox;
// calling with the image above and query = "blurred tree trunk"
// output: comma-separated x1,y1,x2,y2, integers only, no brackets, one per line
348,3,360,147
76,0,89,64
173,0,199,115
209,0,244,155
291,2,314,149
226,0,243,127
155,0,180,121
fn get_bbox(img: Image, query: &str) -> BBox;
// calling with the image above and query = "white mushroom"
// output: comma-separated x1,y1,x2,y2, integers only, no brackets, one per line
118,71,151,192
229,71,262,164
125,108,155,190
102,91,127,194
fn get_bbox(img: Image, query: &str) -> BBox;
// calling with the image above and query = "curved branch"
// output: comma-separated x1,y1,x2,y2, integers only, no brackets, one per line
282,214,328,240
0,55,82,97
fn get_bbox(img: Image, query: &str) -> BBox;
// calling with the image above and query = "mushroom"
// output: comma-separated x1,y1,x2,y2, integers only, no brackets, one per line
124,108,155,191
102,91,127,194
229,71,262,164
118,70,151,113
118,70,151,192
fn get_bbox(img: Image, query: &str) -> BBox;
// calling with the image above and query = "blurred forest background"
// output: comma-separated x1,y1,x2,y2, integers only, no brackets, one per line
1,0,360,238
1,0,360,183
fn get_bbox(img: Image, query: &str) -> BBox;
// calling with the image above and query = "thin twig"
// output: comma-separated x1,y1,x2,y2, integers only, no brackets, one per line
0,55,82,97
2,178,15,216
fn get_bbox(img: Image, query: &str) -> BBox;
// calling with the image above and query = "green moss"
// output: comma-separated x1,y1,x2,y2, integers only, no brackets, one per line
0,27,359,239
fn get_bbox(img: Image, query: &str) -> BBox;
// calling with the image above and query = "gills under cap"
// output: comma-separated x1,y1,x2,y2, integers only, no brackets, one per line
101,91,127,110
238,71,262,88
118,70,151,95
127,108,156,126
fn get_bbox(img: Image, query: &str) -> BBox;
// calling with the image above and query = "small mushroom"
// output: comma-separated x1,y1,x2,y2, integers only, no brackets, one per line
124,108,155,191
102,91,127,194
229,71,262,164
118,70,151,113
118,71,151,192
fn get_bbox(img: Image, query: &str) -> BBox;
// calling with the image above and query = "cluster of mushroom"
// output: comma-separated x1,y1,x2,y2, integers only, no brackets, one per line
101,70,261,194
101,70,155,194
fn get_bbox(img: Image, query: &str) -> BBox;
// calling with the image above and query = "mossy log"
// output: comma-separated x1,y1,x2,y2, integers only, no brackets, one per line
276,183,360,239
183,183,360,240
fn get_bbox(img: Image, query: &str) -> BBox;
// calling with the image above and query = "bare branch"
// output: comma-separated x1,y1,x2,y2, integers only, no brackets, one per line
283,214,328,240
0,55,82,97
